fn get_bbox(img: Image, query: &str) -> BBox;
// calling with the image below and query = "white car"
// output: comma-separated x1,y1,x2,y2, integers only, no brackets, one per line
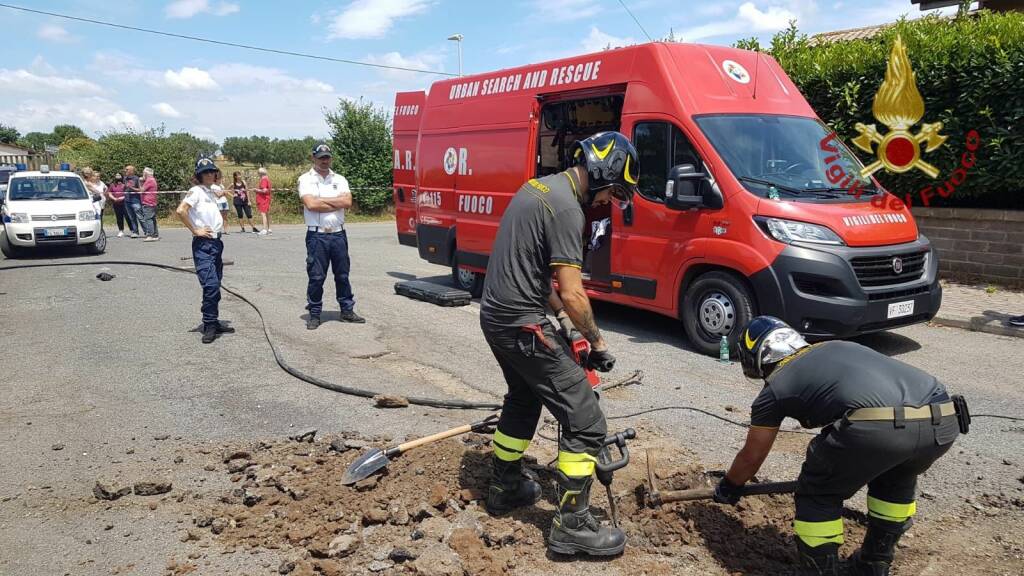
1,166,106,258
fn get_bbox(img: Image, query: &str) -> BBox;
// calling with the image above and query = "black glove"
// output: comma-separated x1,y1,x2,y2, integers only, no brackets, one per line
587,348,616,372
713,477,743,506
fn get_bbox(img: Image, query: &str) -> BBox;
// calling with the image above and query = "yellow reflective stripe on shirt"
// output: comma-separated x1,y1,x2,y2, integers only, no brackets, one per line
867,496,916,521
557,451,597,478
793,518,844,547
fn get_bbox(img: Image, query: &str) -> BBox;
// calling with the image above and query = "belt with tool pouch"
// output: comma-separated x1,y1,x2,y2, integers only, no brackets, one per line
846,397,970,434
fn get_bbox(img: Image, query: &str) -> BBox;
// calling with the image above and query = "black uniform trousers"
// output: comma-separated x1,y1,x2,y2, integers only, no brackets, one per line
482,319,607,459
793,409,959,547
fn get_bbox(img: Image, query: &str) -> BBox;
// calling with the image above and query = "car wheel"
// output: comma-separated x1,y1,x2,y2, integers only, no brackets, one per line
87,229,107,255
0,228,23,259
451,251,484,298
682,270,756,357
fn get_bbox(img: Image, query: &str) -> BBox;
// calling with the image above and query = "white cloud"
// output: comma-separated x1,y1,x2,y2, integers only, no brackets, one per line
531,0,601,22
0,69,102,95
362,51,445,82
163,67,220,90
680,1,810,41
165,0,239,19
152,102,183,118
208,63,334,93
327,0,432,39
1,98,139,134
38,24,75,43
30,56,57,76
580,27,636,53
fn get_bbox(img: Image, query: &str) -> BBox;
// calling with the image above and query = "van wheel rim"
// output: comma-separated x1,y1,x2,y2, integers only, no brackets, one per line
698,291,734,336
457,268,476,287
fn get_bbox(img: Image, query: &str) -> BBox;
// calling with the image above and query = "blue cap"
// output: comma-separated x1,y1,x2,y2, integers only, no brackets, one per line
312,142,332,158
194,156,218,176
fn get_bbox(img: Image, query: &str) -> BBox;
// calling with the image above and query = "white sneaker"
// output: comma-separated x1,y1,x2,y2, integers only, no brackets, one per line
258,230,268,236
117,231,124,238
267,229,273,235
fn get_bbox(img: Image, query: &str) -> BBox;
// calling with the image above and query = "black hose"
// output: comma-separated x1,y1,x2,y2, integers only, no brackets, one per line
0,260,502,411
3,261,1022,423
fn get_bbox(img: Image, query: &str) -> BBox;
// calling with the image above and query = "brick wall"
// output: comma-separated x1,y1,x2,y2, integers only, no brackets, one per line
912,207,1024,287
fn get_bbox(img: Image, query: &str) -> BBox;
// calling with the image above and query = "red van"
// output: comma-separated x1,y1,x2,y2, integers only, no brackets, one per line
392,43,941,355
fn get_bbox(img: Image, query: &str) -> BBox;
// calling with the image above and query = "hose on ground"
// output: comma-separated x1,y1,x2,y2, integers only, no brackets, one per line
0,260,502,411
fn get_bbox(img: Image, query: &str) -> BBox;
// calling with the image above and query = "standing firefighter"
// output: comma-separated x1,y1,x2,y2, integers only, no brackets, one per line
479,131,638,557
176,157,235,344
716,316,966,575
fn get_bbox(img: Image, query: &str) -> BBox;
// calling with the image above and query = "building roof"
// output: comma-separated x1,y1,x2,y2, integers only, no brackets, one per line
810,22,892,45
0,142,34,155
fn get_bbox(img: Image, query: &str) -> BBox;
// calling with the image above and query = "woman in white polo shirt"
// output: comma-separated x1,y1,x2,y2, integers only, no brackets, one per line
175,157,235,344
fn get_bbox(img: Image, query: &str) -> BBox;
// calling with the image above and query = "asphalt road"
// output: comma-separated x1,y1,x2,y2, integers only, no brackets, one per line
1,222,1022,574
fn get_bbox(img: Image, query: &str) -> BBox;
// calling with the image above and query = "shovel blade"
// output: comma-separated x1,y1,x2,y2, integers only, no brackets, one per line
341,448,390,486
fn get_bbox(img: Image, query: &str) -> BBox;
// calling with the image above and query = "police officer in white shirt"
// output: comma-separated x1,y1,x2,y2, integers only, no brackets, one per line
299,142,365,330
176,156,236,344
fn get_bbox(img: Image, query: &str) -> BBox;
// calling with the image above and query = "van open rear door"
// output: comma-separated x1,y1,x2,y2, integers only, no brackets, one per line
393,91,426,247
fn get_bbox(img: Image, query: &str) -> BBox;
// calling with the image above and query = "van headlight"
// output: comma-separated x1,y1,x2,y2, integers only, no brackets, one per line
7,212,29,223
756,217,845,246
78,210,97,221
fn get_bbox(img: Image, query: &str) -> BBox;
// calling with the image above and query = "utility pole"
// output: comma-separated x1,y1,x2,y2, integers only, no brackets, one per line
447,33,464,77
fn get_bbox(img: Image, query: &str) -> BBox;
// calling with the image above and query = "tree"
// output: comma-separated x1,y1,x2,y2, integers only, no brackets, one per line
324,98,393,212
18,132,52,151
0,124,20,144
52,124,88,144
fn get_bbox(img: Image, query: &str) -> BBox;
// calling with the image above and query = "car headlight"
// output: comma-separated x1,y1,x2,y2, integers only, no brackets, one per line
78,210,97,221
7,212,29,223
757,217,845,246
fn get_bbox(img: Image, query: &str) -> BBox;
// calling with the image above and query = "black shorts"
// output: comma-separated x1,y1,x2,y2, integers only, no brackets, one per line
234,203,252,219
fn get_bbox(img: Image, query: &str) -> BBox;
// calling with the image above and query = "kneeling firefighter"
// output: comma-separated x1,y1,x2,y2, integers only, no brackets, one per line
715,316,968,575
479,131,639,556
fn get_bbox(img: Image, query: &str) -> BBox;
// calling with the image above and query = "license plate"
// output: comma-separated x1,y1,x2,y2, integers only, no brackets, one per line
44,228,66,237
887,300,915,319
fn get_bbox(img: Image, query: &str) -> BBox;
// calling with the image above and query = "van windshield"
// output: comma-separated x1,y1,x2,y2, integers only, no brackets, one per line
8,176,89,201
695,114,878,200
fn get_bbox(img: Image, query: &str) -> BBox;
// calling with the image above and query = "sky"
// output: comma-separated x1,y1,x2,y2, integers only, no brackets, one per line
0,0,958,143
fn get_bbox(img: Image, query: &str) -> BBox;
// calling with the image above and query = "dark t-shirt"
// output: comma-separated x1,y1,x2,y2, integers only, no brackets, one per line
124,175,141,199
479,171,585,329
749,340,948,429
233,182,248,205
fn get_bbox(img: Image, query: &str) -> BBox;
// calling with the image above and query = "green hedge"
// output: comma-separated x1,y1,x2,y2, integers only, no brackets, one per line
739,11,1024,209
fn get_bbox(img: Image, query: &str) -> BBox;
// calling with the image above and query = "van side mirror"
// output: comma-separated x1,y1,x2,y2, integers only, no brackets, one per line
665,164,706,211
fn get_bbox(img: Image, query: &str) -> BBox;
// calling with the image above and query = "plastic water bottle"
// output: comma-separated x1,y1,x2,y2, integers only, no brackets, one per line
719,336,730,363
768,186,780,201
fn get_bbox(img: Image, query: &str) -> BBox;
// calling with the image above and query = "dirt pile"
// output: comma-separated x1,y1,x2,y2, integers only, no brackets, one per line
179,431,837,575
172,430,1023,575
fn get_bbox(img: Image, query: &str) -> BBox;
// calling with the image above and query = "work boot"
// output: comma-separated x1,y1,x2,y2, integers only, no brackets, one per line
849,517,911,576
548,471,626,556
306,315,321,330
201,325,217,344
485,456,541,516
794,540,839,576
340,310,366,323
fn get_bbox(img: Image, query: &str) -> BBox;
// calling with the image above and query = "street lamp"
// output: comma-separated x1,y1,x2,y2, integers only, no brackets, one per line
447,33,463,77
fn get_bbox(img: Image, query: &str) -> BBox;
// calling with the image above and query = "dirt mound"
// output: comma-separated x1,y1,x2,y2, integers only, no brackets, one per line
176,431,1019,575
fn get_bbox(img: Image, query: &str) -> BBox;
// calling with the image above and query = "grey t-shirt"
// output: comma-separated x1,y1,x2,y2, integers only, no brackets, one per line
479,171,585,329
750,340,948,429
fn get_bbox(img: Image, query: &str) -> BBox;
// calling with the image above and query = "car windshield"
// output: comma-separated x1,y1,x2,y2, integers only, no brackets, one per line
8,176,89,201
694,114,878,200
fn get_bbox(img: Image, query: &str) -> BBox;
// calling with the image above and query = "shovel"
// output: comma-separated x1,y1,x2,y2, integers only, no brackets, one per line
644,450,797,507
341,413,500,486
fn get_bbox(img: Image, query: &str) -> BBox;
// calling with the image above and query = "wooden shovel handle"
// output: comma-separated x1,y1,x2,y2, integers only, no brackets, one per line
656,480,798,504
394,423,476,453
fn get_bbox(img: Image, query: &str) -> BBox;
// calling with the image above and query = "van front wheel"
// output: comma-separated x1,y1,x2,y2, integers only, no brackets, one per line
682,271,755,357
451,252,484,298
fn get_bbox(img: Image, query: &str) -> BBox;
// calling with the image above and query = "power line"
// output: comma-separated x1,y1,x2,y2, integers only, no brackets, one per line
616,0,654,42
0,3,456,77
